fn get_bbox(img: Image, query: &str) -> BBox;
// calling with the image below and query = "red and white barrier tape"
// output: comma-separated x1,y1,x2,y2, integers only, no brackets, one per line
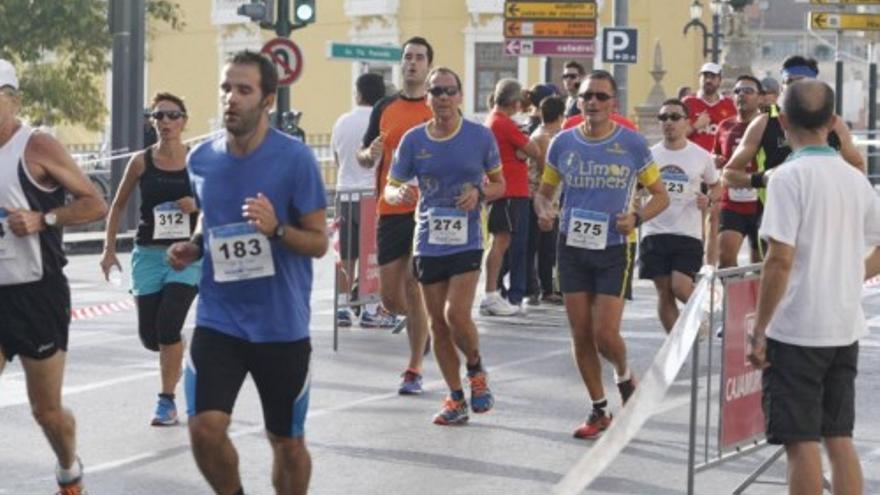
70,299,135,322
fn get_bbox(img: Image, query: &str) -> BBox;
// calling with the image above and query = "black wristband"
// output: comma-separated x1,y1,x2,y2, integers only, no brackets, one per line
190,233,204,259
632,211,642,227
750,171,766,188
475,183,485,202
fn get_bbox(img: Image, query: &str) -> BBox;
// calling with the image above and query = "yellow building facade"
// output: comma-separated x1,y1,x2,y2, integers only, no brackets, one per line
58,0,720,147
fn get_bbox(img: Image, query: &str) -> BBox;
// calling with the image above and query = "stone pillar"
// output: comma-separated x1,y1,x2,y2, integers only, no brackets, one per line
634,40,667,142
721,6,754,87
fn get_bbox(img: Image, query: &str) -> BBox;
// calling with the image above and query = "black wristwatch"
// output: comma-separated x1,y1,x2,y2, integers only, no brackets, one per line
269,223,286,240
475,183,486,203
632,211,643,228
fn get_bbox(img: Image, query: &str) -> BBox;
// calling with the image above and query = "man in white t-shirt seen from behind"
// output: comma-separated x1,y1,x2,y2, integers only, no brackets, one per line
749,79,879,495
640,99,720,333
331,73,396,327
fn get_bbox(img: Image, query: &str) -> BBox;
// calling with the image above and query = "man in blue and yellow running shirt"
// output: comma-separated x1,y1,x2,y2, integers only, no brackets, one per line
535,70,669,440
167,50,328,495
385,67,506,426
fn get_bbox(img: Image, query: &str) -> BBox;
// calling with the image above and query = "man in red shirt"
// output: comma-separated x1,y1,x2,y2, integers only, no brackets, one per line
712,75,763,267
683,63,736,151
482,78,540,315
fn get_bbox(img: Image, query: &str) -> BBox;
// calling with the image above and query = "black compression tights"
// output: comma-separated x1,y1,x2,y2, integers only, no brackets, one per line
136,283,198,351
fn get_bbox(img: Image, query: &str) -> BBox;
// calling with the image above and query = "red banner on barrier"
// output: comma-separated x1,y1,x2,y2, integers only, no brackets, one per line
358,195,380,300
720,277,765,451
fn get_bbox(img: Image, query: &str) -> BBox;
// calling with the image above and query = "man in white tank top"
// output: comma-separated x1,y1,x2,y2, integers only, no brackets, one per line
0,59,107,495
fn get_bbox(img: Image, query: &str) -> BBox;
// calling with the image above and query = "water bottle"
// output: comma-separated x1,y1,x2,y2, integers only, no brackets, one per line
108,265,124,288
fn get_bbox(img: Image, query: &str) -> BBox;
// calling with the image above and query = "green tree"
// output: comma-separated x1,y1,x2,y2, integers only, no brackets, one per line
0,0,183,131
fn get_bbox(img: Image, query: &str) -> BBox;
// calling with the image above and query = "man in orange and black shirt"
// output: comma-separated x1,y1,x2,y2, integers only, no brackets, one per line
358,37,433,395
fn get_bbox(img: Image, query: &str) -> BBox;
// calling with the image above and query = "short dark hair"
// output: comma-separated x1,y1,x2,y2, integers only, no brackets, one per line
782,55,819,75
426,67,462,91
735,75,763,93
781,80,835,131
676,86,693,100
402,36,434,64
228,50,277,99
356,73,386,106
563,60,586,76
584,70,618,96
540,95,566,123
151,92,187,115
660,98,689,117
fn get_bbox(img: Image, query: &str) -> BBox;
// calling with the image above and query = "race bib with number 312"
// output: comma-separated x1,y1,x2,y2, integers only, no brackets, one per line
153,202,190,240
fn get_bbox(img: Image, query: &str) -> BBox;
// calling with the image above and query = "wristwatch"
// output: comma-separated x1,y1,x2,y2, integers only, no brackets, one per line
44,212,58,228
269,223,285,240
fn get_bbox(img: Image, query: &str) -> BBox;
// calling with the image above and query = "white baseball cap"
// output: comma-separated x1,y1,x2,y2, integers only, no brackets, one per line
699,62,722,75
0,59,18,89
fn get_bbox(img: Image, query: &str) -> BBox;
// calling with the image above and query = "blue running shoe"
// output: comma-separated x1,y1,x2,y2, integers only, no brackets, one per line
398,369,423,395
433,397,469,425
468,371,494,413
360,308,399,328
336,309,353,327
151,396,179,426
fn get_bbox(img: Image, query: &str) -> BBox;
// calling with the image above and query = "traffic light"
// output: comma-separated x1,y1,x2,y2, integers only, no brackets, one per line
293,0,316,26
237,0,275,24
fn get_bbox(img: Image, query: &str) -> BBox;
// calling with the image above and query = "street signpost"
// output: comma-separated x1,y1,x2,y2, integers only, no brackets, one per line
602,27,638,64
261,37,303,86
504,1,596,19
503,0,597,57
503,38,596,57
327,42,401,62
504,20,595,39
810,11,880,30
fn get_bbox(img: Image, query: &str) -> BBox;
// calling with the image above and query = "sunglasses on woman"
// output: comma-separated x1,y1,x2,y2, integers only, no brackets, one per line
151,110,185,121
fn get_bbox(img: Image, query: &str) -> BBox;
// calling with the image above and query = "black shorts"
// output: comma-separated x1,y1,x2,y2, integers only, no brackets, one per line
0,275,71,361
557,238,634,299
638,234,703,280
763,339,858,444
720,208,762,252
487,198,528,234
413,250,483,285
185,327,312,438
336,198,361,260
377,213,415,266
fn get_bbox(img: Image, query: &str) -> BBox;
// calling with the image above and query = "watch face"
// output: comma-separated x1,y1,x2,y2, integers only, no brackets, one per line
45,213,57,226
275,225,285,238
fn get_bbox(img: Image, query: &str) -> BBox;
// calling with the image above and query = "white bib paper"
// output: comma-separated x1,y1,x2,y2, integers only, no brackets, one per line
663,172,692,201
153,202,191,240
427,207,468,245
729,187,758,202
566,209,608,250
209,223,275,283
0,211,13,260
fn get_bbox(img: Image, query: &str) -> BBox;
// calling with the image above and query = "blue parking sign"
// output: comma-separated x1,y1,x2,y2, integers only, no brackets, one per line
602,28,638,64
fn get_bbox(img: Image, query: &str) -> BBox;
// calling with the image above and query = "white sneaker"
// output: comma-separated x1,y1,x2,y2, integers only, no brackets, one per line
480,293,519,316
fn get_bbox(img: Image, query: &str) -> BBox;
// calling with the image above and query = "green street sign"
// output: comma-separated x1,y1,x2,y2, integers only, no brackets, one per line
327,42,402,62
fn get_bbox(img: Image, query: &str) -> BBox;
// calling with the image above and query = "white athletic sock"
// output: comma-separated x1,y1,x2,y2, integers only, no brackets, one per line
56,457,82,484
614,367,632,383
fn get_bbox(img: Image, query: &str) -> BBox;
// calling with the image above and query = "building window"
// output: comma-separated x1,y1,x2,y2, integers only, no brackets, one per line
474,42,517,113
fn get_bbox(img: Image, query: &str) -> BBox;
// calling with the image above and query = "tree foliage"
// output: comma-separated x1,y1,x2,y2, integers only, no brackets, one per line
0,0,183,131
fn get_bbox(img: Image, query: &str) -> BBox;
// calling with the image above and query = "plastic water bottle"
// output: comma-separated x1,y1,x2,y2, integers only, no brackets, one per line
108,265,124,288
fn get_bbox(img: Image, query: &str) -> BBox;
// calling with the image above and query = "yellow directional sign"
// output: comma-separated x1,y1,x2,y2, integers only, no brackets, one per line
505,1,596,20
810,0,880,4
810,11,880,30
504,20,596,39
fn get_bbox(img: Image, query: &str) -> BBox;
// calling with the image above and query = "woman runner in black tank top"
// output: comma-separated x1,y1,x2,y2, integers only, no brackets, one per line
98,92,200,427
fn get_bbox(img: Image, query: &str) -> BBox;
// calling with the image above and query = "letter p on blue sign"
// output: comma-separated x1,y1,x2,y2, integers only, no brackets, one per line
602,28,638,65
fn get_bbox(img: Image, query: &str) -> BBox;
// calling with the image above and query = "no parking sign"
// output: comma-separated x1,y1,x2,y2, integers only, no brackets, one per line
261,37,303,86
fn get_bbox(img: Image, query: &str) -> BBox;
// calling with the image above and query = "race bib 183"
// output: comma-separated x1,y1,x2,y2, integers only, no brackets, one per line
208,223,275,283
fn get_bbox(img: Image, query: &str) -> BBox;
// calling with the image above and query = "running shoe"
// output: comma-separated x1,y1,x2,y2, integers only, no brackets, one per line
433,397,469,425
398,369,423,395
336,309,353,327
573,410,612,439
468,371,494,413
479,292,518,316
541,293,564,305
56,482,87,495
527,294,541,306
151,396,179,426
360,308,399,328
617,375,637,406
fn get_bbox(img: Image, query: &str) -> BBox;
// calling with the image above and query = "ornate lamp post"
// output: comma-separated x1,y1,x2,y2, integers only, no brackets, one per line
683,0,725,63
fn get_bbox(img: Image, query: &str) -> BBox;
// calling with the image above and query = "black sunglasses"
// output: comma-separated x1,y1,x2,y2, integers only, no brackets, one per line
428,86,459,97
733,87,758,95
657,113,685,122
579,91,613,102
151,110,185,121
562,73,580,80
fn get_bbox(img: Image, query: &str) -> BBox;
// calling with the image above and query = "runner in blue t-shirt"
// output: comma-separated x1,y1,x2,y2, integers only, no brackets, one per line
535,70,669,441
167,51,327,495
385,67,506,426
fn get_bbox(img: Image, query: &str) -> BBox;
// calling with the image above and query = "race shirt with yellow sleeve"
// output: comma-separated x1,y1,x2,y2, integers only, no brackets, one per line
543,124,660,248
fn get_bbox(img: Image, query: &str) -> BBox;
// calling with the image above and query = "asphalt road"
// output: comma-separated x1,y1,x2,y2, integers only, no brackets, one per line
1,252,878,495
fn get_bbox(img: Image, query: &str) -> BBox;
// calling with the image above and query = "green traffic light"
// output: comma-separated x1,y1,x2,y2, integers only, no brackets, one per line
295,4,313,22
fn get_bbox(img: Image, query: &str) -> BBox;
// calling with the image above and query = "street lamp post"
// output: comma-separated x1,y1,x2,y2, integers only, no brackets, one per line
683,0,725,63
